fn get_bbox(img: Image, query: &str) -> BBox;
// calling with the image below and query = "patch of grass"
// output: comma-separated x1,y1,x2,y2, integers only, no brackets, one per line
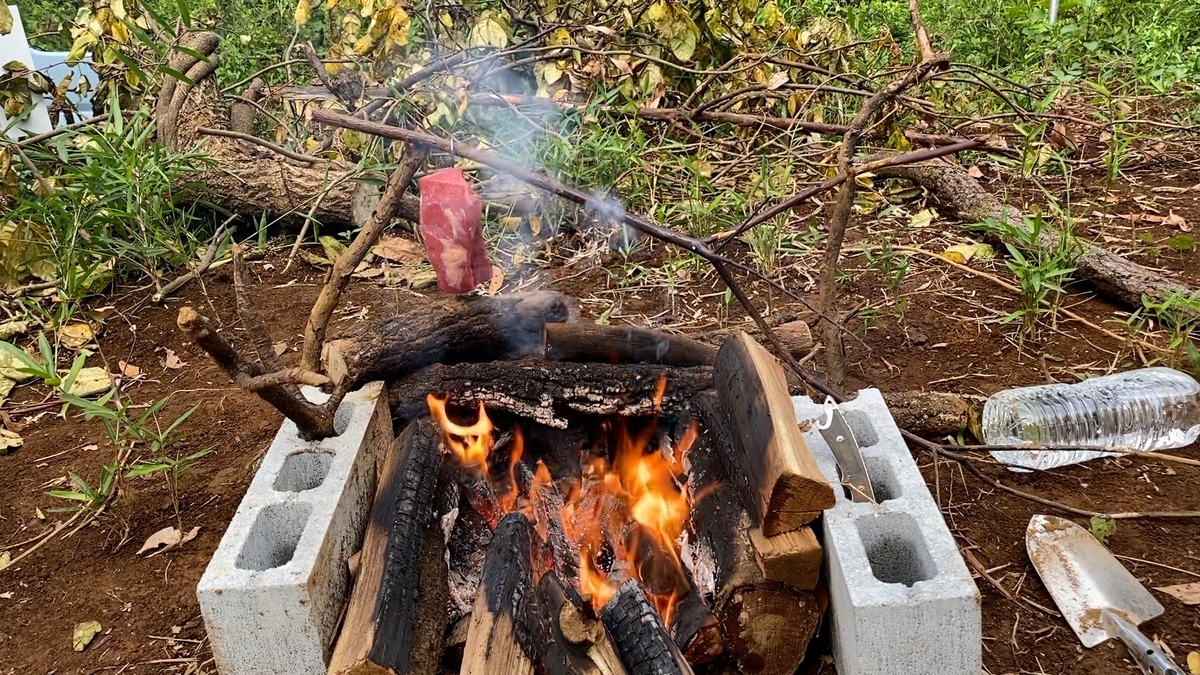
978,213,1077,343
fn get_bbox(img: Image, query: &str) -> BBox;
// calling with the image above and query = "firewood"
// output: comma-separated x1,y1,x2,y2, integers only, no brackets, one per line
669,584,723,666
327,419,446,675
536,571,628,675
446,492,493,622
687,401,822,675
324,292,576,390
881,390,977,438
713,332,834,535
543,323,717,367
601,581,695,675
388,360,713,428
461,512,539,675
748,526,823,591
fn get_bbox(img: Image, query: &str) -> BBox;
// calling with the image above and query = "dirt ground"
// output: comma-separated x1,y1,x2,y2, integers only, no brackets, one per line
2,159,1199,674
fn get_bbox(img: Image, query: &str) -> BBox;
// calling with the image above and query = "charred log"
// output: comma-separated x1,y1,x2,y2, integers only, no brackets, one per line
388,360,714,428
543,323,717,367
327,419,446,675
601,581,695,675
461,512,539,675
536,571,628,675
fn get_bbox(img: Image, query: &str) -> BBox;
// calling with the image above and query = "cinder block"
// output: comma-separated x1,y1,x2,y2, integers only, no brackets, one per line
792,389,980,675
198,383,392,675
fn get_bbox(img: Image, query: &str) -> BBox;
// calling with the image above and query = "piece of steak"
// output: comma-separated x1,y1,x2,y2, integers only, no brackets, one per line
419,168,492,294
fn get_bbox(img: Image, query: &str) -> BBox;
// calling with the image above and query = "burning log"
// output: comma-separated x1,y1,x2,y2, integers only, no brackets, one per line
536,571,628,675
713,332,834,536
543,323,717,367
388,360,713,428
601,581,695,675
327,419,448,675
461,512,539,675
687,402,823,675
324,292,576,390
670,587,723,666
446,493,493,622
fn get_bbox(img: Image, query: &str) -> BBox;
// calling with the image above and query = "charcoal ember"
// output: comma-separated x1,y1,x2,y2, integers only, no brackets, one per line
419,168,493,294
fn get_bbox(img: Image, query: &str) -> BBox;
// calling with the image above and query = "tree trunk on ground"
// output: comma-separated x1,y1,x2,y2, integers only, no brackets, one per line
881,160,1193,310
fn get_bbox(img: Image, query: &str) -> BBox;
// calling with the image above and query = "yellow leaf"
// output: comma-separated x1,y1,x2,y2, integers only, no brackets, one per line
549,27,572,46
0,550,10,570
470,15,509,48
539,61,563,85
646,1,669,23
910,208,937,229
73,621,102,651
942,243,992,265
327,0,340,8
59,323,95,350
0,427,21,454
295,0,312,25
669,23,698,62
387,6,410,46
439,12,453,28
65,368,112,397
0,4,13,36
110,0,127,20
1187,651,1199,675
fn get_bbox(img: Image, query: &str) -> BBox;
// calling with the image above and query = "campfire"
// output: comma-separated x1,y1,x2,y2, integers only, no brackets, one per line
324,321,835,675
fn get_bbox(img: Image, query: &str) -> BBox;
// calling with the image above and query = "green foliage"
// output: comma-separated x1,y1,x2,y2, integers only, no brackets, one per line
978,214,1077,342
1141,291,1200,373
47,464,120,514
863,240,910,291
1089,515,1116,544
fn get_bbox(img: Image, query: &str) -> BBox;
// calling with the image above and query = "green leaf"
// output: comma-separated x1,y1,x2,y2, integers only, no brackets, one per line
1089,515,1116,544
126,463,171,478
669,24,699,62
47,490,91,502
73,621,102,651
176,0,194,28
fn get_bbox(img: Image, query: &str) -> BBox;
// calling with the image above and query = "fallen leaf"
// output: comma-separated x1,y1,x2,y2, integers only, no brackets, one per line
73,620,102,651
488,266,504,296
374,235,425,264
319,235,347,264
64,368,111,397
1049,120,1079,151
299,249,331,267
909,208,937,229
35,507,45,519
164,350,185,369
942,243,992,265
967,165,984,179
1154,583,1200,605
118,361,141,379
0,321,28,340
766,70,789,90
0,4,12,35
0,550,10,571
0,351,37,384
0,376,13,406
1187,651,1199,675
1166,211,1191,232
59,323,95,350
137,526,200,556
0,429,22,455
407,270,439,290
272,342,288,357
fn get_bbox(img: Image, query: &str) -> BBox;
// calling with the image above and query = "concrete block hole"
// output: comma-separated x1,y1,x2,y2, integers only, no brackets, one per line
841,455,901,502
844,409,879,447
856,513,937,587
274,451,335,492
236,503,312,571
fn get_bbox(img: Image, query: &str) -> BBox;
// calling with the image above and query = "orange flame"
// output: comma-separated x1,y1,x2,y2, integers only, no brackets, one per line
427,394,493,468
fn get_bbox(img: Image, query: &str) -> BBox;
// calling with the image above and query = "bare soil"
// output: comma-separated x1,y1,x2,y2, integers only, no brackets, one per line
2,160,1199,674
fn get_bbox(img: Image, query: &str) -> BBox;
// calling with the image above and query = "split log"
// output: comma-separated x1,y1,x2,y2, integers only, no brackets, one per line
748,526,823,591
881,390,978,438
388,360,714,428
327,419,446,675
536,571,628,675
461,512,539,675
669,582,723,666
689,396,822,675
543,323,717,367
601,581,695,675
713,332,834,536
325,292,576,390
880,160,1194,311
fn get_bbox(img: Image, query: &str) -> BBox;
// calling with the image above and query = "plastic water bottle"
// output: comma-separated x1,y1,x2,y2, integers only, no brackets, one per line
982,367,1200,471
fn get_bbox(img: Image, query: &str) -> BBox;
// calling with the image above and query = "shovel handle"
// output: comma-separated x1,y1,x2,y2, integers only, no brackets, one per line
1104,610,1183,675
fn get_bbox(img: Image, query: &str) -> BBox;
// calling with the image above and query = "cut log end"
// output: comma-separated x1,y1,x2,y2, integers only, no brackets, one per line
718,586,821,675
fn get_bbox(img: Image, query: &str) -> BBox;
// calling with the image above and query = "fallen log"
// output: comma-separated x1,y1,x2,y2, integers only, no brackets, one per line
689,396,823,675
461,512,539,675
881,390,978,439
601,581,695,675
543,323,717,367
327,419,446,675
537,571,628,675
388,360,714,428
713,332,834,536
879,160,1194,311
325,292,576,390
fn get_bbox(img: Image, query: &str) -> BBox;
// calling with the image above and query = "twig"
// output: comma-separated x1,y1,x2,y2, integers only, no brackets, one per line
285,189,329,271
14,145,54,195
233,245,288,374
6,280,57,297
308,109,857,340
196,127,316,165
242,368,332,391
152,220,234,303
12,113,111,147
301,148,425,371
951,443,1200,468
299,42,357,111
1112,555,1200,579
0,512,82,574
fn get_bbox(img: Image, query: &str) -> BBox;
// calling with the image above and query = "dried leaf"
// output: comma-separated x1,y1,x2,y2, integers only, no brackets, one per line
59,323,95,350
299,249,331,267
488,266,504,296
0,550,9,571
73,621,102,651
64,368,111,397
273,342,288,357
1049,121,1079,151
0,376,13,407
294,0,312,24
766,71,789,90
0,351,36,384
1154,583,1200,606
941,243,993,265
0,4,12,36
138,526,199,556
0,428,22,454
909,208,937,229
1187,651,1199,675
118,361,140,379
0,321,28,340
967,165,984,179
164,349,185,369
1166,211,1191,232
374,235,425,263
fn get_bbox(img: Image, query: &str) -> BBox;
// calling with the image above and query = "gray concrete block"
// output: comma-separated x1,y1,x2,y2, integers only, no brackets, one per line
198,383,392,675
793,389,981,675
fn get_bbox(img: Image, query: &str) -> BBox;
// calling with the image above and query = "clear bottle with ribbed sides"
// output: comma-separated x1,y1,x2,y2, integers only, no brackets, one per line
983,367,1200,471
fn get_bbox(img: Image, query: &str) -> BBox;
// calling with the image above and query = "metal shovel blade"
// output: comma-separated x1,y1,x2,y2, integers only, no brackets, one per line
1025,515,1164,648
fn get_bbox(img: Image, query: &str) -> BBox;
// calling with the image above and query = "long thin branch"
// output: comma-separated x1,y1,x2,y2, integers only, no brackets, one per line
301,148,425,371
152,220,234,303
196,127,317,165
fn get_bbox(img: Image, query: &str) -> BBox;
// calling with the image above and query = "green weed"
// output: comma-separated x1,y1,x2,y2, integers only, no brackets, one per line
978,214,1077,343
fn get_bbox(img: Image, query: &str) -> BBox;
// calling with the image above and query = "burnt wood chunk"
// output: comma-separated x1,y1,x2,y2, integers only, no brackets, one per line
601,581,695,675
543,323,717,367
669,584,723,666
461,512,538,675
536,571,628,675
327,419,445,675
688,398,822,675
713,332,834,535
325,291,575,389
388,360,713,428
